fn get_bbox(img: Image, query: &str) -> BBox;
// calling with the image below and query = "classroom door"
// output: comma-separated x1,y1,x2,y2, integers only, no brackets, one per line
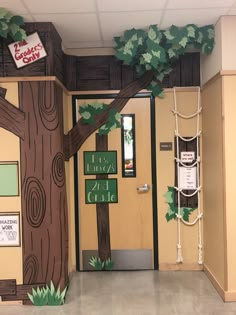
75,94,156,270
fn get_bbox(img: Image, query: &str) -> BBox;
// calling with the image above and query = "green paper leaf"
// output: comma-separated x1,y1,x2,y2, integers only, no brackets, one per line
10,15,24,26
179,37,188,47
187,25,196,38
164,29,175,40
0,8,8,19
9,23,20,35
148,26,157,41
0,20,8,30
142,52,152,63
164,190,174,203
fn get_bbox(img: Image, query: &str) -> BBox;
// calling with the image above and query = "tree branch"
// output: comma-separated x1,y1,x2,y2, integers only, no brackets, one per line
64,71,153,160
0,96,25,139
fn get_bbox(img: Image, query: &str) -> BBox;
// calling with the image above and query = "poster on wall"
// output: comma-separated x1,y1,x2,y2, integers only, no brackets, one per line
180,151,195,163
0,213,20,246
179,167,197,190
8,32,47,68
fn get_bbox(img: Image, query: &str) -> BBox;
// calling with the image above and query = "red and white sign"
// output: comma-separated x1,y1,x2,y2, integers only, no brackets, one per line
181,151,195,163
8,32,47,68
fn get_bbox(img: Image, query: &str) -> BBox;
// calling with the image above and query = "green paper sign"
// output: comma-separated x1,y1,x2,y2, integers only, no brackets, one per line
85,179,118,204
84,151,117,175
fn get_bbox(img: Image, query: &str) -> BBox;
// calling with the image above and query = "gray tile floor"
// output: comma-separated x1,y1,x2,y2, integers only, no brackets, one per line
1,271,236,314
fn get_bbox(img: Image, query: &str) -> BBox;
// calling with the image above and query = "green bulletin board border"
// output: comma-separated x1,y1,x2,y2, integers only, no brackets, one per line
85,178,118,204
83,151,117,175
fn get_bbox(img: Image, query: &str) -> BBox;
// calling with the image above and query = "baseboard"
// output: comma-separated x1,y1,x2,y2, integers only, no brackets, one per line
159,263,203,271
0,300,23,305
224,291,236,302
203,264,225,301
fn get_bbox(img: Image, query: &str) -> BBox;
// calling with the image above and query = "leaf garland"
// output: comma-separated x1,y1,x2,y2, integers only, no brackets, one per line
0,7,26,41
164,186,196,222
114,23,215,97
78,101,121,135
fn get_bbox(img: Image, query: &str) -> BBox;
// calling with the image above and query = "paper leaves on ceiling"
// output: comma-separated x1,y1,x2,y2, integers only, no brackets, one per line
0,7,26,41
114,24,214,97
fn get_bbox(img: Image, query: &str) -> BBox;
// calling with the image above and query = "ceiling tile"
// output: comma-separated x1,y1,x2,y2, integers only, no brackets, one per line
33,13,101,42
167,0,235,9
160,8,228,28
97,0,167,11
0,0,28,14
23,0,96,13
100,11,163,40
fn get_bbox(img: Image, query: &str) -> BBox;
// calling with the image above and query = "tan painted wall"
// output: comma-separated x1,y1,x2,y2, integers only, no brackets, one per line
0,82,22,283
63,92,76,273
222,75,236,292
201,17,222,86
201,16,236,86
202,77,226,289
156,89,202,268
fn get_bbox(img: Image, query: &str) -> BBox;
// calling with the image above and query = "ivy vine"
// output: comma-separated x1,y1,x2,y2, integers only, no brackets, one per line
164,186,196,222
79,101,121,135
114,24,214,97
0,7,26,41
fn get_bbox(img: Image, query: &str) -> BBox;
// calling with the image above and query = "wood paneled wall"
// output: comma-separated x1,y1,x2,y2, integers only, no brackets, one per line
0,22,200,91
65,53,200,91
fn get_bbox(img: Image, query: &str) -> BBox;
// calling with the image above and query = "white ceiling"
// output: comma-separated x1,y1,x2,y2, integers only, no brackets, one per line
2,0,236,55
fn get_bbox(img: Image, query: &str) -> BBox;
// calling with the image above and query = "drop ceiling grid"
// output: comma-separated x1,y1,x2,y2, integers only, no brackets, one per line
1,0,236,50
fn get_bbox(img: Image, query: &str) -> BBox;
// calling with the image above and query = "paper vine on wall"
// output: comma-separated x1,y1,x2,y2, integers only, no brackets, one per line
79,101,121,134
114,24,214,97
164,186,196,222
0,8,26,41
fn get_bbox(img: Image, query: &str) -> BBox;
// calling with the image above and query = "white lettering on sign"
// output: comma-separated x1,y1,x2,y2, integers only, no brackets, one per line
8,32,47,68
181,151,195,163
179,167,197,190
0,214,20,246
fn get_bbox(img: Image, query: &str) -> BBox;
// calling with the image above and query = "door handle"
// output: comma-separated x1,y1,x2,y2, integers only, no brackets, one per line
137,184,150,192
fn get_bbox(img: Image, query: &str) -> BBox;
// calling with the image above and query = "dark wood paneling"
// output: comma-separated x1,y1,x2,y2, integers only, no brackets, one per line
121,65,135,88
77,79,111,91
0,21,201,91
109,57,122,90
0,279,16,296
180,53,200,87
1,283,45,301
64,55,77,90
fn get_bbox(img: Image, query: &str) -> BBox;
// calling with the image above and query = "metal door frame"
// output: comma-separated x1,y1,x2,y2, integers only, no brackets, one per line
72,92,159,270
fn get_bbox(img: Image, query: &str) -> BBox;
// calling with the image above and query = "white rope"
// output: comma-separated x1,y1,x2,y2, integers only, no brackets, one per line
172,107,202,119
175,157,200,168
175,131,201,141
173,86,203,264
174,186,201,197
